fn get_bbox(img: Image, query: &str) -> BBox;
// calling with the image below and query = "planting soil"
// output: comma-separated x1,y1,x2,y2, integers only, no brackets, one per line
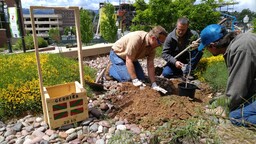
105,77,212,129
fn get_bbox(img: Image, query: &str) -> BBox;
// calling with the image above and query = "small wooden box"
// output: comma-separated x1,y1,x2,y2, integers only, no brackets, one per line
43,81,88,129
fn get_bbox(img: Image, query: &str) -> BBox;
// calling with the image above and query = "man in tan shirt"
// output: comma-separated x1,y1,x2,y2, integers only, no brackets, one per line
107,26,168,93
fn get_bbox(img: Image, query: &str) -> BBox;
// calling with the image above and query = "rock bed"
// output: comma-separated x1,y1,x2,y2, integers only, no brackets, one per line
0,55,211,143
0,55,167,144
0,114,153,144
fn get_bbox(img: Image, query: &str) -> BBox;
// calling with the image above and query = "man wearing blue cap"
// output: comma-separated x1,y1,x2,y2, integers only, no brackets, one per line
199,24,256,126
162,17,203,79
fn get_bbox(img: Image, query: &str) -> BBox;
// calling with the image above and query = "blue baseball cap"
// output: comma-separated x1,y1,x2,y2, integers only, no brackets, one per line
198,24,225,51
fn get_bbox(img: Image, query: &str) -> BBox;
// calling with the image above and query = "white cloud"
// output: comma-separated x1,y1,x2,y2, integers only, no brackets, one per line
235,0,256,12
21,0,125,10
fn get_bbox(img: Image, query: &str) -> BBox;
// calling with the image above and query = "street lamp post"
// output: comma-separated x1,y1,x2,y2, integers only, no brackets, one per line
243,15,249,33
69,26,73,46
115,20,120,40
15,0,26,52
2,2,12,53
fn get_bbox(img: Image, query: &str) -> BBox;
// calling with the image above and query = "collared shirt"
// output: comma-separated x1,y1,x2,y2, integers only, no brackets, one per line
112,31,156,61
223,32,256,110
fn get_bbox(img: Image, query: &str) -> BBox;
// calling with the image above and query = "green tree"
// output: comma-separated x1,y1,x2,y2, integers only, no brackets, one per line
252,18,256,33
80,9,94,44
100,3,117,43
49,28,60,43
64,26,76,35
14,36,48,50
131,0,151,31
236,9,256,23
131,0,222,32
187,2,220,31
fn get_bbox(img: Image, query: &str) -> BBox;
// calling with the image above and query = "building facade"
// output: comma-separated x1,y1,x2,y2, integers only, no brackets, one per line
23,14,63,37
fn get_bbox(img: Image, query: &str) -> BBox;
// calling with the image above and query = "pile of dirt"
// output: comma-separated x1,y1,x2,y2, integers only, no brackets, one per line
106,78,212,129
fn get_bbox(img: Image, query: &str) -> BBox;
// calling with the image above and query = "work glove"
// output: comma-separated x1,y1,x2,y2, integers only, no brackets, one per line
151,82,167,94
132,78,146,87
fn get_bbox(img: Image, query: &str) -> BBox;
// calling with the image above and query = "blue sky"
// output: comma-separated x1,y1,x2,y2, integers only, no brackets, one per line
21,0,256,12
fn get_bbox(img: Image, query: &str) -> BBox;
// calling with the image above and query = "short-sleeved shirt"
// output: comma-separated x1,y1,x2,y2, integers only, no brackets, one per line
112,31,156,61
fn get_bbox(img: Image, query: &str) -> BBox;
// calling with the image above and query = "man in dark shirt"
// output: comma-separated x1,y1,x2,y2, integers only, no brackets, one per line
199,24,256,126
162,17,203,79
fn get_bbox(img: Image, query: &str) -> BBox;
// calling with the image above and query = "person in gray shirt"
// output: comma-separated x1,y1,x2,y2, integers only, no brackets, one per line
199,24,256,126
162,17,203,79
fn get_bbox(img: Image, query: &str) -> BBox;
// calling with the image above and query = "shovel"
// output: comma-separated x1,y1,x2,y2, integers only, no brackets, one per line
85,68,106,91
159,18,228,69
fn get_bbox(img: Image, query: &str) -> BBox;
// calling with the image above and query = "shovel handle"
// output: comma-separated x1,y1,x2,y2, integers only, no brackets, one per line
174,18,227,59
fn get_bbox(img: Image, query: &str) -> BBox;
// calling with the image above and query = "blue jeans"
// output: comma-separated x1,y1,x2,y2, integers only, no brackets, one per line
109,50,145,82
162,49,203,78
229,100,256,126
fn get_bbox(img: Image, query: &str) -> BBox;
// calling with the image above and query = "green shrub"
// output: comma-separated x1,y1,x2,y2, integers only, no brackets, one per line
108,130,137,144
0,53,96,120
153,117,221,143
195,53,227,93
155,46,162,58
252,18,256,33
0,48,5,52
14,35,48,50
202,61,227,92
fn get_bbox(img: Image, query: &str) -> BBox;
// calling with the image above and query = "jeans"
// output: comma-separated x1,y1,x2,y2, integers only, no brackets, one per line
109,50,145,82
229,100,256,126
162,49,203,78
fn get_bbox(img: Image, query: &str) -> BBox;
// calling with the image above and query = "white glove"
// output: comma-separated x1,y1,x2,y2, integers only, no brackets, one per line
151,82,167,94
132,78,146,87
191,41,199,49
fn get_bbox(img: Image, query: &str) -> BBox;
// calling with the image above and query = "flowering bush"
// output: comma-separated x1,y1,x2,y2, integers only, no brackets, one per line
0,79,41,117
0,53,96,120
195,54,227,92
195,55,224,81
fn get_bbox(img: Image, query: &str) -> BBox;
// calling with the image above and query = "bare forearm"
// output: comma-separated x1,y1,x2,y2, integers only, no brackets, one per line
147,60,155,83
126,57,137,80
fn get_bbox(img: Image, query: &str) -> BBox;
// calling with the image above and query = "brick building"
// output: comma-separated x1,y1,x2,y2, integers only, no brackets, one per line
54,9,75,29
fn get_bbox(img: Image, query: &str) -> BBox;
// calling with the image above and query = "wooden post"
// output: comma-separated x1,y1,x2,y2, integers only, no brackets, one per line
30,6,47,123
74,7,85,87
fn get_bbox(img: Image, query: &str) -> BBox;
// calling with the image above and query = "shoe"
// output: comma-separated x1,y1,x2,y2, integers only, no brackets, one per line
104,62,113,80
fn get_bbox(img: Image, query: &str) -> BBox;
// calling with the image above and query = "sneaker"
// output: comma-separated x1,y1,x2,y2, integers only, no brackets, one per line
104,62,113,80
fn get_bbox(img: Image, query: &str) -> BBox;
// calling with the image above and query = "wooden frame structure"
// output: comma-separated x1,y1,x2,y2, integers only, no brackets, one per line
30,6,87,128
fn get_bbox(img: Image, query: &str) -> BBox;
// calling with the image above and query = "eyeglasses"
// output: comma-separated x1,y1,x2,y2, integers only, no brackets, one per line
156,38,164,45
